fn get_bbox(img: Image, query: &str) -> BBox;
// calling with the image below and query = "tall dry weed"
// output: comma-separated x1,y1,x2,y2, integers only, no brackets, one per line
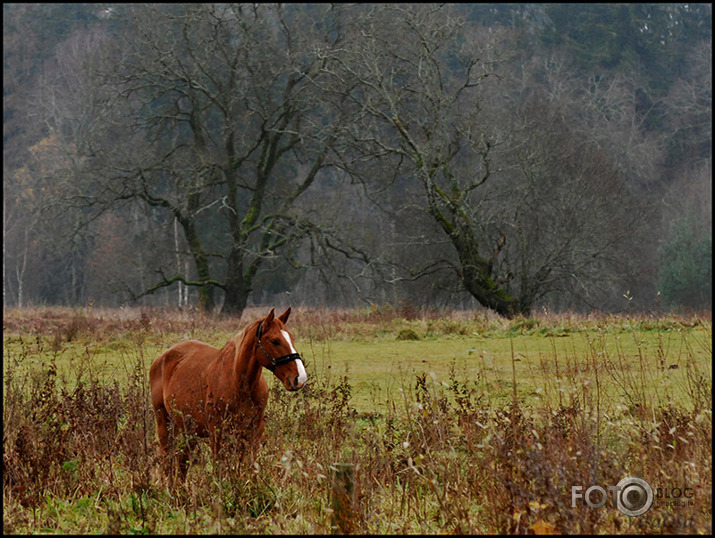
3,307,711,534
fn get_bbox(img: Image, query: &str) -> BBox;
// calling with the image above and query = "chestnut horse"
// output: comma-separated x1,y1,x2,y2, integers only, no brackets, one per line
149,307,307,477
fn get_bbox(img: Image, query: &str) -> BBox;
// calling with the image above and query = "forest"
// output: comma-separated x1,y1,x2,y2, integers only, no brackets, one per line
3,4,712,318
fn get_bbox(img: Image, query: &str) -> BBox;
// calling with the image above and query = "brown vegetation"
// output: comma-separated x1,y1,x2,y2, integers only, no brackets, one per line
3,307,712,533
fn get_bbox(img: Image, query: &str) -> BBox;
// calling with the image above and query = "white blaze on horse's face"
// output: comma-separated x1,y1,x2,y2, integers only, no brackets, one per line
282,329,308,386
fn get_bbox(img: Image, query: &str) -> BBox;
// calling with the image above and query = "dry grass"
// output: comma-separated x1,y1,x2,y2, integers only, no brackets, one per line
2,306,712,534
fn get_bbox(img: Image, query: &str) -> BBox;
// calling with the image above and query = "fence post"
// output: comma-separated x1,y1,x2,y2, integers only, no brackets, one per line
330,462,355,534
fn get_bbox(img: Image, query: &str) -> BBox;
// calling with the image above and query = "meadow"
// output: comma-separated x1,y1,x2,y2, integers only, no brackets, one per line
3,305,712,534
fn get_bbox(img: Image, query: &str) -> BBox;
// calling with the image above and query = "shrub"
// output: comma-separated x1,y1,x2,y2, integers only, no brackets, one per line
396,328,421,341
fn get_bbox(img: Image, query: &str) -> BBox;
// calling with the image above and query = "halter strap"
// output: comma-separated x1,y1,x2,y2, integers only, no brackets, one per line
255,320,301,371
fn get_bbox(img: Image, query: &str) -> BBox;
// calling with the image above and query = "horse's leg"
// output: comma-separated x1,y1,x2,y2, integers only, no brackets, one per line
159,411,187,481
153,402,179,479
177,436,194,481
210,428,222,461
208,426,227,479
154,403,171,455
247,412,266,466
174,417,198,481
255,414,265,454
150,360,174,476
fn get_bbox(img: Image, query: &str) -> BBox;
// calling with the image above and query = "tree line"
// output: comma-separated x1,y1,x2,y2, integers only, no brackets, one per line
3,4,712,317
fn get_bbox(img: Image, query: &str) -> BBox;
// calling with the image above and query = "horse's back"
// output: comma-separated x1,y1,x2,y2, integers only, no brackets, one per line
150,340,220,407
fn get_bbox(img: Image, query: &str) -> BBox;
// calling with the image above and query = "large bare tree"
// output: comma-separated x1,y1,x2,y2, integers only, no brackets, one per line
75,4,346,314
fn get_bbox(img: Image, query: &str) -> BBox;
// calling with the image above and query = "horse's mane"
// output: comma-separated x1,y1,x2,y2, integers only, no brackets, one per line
235,317,261,354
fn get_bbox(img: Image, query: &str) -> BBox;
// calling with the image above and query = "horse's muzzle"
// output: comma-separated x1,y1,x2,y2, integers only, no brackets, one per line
286,376,306,391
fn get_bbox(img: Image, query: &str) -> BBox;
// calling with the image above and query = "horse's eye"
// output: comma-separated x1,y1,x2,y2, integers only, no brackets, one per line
271,339,282,346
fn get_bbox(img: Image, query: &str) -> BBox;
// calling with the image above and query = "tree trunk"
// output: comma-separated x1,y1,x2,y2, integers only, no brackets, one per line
173,217,184,308
452,233,521,319
458,251,521,318
221,249,250,316
434,205,522,319
15,227,29,308
180,217,215,312
194,260,215,313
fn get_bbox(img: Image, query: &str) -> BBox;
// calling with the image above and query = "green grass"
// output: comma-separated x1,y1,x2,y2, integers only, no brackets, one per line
306,328,710,412
4,306,710,412
3,306,712,534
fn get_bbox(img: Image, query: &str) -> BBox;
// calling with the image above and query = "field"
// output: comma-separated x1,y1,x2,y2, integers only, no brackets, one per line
3,305,712,534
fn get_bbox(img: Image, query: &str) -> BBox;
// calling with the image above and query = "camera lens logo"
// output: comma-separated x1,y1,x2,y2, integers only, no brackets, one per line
615,477,654,517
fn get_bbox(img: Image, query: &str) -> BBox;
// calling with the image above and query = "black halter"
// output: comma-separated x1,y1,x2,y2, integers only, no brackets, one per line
256,320,301,371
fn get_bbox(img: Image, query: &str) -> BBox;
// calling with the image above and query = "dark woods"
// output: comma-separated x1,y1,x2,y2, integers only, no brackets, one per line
3,4,712,316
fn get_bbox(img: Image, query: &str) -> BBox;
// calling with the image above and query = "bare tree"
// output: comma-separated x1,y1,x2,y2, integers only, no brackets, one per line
322,6,524,316
71,4,349,314
327,5,650,316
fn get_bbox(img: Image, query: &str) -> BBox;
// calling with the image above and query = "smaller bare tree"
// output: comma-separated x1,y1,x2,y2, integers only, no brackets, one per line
328,5,649,316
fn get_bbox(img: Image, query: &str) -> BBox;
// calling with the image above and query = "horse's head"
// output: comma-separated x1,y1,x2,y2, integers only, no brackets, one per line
255,307,308,391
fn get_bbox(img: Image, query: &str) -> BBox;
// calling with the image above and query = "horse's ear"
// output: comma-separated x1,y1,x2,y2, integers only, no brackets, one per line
278,307,291,324
265,308,275,325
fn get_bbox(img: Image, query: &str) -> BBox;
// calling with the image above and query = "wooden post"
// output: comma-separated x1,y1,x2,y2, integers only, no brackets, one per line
330,462,355,534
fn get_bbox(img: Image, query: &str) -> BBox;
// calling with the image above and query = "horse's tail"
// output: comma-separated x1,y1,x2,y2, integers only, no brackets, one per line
149,350,169,411
149,350,172,456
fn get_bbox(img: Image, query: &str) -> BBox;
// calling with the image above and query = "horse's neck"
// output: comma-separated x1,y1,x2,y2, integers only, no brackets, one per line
231,325,264,391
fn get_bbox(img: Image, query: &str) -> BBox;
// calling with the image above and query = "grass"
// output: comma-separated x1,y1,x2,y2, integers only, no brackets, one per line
3,305,712,534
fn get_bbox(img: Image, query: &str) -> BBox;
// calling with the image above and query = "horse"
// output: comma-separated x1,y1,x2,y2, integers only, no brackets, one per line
149,307,307,478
